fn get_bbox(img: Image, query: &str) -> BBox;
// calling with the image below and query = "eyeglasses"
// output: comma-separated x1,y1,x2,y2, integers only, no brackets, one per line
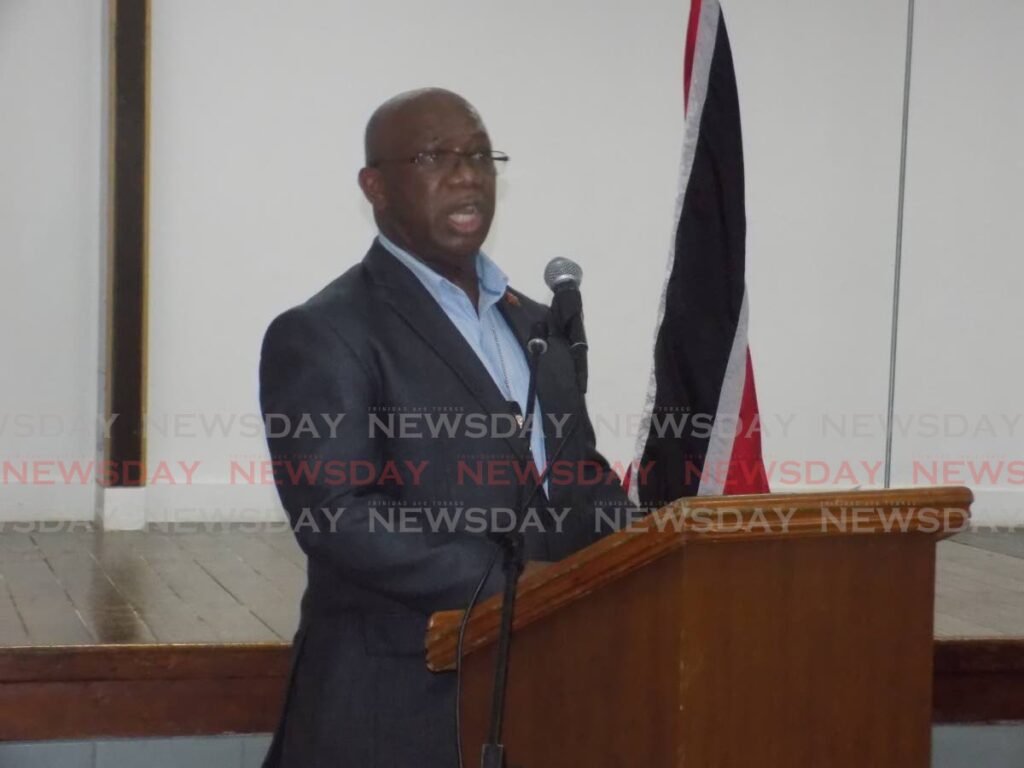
369,149,509,174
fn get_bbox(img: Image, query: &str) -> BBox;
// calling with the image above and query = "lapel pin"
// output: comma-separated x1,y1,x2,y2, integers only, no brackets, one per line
504,291,520,307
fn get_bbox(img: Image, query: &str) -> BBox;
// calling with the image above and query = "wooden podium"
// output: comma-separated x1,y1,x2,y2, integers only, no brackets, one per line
426,486,972,768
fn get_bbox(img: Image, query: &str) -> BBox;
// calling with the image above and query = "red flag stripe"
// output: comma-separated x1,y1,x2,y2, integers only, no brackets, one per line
683,0,703,113
723,349,770,494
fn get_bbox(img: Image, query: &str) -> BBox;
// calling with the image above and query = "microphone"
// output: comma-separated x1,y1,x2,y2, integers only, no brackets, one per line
543,257,588,394
543,256,583,293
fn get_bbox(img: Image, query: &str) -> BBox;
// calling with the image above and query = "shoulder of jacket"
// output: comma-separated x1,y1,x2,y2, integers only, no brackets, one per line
264,262,376,351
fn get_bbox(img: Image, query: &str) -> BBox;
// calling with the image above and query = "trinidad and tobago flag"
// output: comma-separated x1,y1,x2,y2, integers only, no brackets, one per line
628,0,769,507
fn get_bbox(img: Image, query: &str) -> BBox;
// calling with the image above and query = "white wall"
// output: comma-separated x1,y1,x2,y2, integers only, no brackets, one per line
2,1,1021,525
145,0,689,522
0,0,104,521
728,0,908,494
140,0,1024,525
891,0,1024,526
144,0,926,523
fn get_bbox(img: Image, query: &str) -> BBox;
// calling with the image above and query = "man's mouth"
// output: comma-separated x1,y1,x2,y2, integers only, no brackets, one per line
447,203,485,234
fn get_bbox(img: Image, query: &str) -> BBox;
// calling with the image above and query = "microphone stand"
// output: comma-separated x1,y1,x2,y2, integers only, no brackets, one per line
480,326,547,768
479,526,523,768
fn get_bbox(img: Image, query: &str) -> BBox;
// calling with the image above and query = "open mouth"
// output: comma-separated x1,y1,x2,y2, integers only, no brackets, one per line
447,202,485,234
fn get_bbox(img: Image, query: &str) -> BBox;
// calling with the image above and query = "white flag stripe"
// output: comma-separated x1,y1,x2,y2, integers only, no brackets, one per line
697,292,749,496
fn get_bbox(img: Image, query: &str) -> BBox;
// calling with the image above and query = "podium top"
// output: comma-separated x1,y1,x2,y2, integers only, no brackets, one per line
425,485,972,670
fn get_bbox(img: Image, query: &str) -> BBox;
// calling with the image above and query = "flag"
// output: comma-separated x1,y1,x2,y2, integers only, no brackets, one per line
628,0,769,507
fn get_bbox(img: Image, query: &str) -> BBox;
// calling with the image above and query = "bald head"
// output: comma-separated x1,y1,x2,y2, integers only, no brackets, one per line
364,88,483,166
357,88,497,277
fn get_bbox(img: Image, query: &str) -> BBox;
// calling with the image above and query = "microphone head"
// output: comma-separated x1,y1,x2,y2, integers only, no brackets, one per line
544,257,583,292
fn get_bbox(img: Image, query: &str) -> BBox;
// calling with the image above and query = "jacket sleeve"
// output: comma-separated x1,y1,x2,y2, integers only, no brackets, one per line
259,307,503,615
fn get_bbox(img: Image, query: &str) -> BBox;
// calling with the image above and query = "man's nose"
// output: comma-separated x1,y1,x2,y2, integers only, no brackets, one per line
446,153,482,184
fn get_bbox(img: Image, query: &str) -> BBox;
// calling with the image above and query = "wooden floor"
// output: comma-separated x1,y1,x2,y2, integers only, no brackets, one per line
0,524,1022,646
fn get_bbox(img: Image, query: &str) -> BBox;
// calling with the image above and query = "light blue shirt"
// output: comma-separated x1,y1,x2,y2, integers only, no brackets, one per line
377,234,548,489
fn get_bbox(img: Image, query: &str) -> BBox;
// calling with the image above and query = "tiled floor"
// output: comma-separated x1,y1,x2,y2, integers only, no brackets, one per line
1,728,1022,768
1,525,1023,646
935,531,1024,636
0,735,272,768
0,527,1021,767
0,525,303,645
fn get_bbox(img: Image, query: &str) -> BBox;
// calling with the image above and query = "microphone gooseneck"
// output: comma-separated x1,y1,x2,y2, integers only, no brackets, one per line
526,320,549,360
524,320,548,451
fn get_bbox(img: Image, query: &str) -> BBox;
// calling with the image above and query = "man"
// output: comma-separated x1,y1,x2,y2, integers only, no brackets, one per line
259,88,630,767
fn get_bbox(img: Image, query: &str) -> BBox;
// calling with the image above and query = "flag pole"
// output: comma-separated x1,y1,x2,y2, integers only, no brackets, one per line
885,0,916,488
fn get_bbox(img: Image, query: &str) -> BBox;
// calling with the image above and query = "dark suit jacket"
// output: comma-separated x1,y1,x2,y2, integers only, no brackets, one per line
259,240,630,767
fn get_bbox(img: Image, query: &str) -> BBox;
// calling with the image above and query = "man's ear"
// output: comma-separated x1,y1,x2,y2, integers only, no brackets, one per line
358,167,386,210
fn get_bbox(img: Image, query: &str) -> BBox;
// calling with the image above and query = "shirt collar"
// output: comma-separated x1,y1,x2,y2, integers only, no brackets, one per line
377,233,509,312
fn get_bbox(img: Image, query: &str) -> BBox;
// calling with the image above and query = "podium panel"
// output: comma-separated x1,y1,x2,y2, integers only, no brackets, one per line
427,487,971,768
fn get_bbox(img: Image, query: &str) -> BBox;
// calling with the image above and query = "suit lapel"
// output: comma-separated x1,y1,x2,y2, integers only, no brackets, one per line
363,242,530,462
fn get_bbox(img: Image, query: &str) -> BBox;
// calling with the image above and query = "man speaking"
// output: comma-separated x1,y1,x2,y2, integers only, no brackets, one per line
259,88,630,767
